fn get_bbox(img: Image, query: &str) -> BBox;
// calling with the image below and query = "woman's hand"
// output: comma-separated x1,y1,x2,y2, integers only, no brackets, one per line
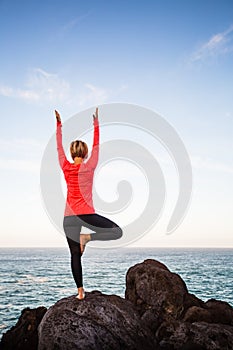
93,107,98,122
55,110,61,123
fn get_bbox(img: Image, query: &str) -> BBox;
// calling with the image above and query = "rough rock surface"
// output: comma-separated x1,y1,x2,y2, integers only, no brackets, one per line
125,259,190,319
37,290,155,350
156,320,233,350
0,306,47,350
1,259,233,350
125,259,233,349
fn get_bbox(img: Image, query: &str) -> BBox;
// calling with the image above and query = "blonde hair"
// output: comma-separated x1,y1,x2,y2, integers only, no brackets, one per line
70,140,88,160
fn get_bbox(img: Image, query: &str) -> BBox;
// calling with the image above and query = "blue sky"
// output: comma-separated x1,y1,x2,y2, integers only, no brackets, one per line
0,0,233,247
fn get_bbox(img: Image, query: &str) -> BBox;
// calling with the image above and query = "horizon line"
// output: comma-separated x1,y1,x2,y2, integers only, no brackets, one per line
0,246,232,249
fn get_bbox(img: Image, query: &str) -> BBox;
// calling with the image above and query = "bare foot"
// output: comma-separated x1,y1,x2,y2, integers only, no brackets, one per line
76,287,85,300
80,234,91,255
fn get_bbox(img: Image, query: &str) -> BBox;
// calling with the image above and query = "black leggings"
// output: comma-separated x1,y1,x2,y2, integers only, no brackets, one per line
63,214,123,288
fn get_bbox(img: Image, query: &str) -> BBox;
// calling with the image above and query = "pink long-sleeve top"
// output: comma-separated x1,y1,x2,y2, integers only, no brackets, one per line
56,118,99,216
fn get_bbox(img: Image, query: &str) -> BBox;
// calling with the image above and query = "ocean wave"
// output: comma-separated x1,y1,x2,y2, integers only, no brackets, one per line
17,275,49,284
58,288,74,293
0,304,13,309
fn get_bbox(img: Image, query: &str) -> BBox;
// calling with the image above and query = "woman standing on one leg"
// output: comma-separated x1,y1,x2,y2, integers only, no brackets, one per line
55,108,123,300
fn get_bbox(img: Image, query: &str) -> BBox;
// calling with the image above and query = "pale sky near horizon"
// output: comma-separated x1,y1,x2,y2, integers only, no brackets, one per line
0,0,233,248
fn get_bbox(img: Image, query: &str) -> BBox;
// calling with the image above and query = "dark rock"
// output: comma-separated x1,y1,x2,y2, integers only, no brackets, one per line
125,259,233,349
0,306,47,350
182,292,205,313
37,290,156,350
125,259,189,321
156,320,233,350
183,306,212,323
182,298,233,325
205,299,233,325
190,322,233,350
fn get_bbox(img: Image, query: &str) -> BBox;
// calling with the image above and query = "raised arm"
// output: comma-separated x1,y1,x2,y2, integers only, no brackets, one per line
55,110,69,170
86,108,99,169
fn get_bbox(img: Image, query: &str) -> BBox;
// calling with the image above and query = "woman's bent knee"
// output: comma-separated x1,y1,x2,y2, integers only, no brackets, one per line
112,226,123,239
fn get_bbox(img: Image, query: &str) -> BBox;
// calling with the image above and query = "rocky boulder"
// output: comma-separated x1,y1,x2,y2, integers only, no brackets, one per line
125,259,189,318
37,290,155,350
156,319,233,350
0,306,47,350
125,259,233,349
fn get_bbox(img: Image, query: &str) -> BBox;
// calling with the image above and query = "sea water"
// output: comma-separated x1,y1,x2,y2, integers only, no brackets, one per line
0,247,232,339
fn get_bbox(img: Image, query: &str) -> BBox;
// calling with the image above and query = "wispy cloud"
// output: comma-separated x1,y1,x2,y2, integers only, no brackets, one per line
78,83,109,106
59,12,92,36
52,11,92,41
190,24,233,63
0,68,71,103
191,155,233,174
0,68,112,106
0,85,39,101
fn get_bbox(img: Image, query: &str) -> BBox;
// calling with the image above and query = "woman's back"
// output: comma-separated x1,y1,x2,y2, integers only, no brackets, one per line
56,116,99,216
63,161,96,216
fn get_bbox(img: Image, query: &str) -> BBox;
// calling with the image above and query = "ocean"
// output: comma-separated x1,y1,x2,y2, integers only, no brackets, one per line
0,247,232,340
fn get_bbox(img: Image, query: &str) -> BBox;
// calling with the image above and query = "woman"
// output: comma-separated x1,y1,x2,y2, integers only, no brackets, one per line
55,108,123,300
